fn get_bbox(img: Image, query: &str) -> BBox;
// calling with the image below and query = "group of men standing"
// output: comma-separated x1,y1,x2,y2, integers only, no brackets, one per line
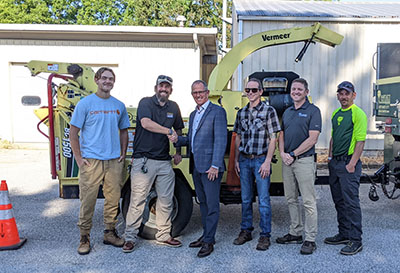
70,67,367,258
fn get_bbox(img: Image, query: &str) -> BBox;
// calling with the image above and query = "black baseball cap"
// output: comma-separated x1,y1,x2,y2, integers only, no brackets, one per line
156,75,173,86
337,81,354,92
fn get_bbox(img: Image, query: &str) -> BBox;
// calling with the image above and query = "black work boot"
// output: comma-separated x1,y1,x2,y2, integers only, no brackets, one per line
300,241,317,255
340,241,363,255
276,233,303,244
324,234,350,245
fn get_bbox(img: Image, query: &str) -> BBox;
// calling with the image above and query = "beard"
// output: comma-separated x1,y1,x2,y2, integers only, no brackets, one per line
156,92,169,103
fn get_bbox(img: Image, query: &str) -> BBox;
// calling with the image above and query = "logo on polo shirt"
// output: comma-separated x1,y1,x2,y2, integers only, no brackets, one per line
167,112,174,118
298,113,308,118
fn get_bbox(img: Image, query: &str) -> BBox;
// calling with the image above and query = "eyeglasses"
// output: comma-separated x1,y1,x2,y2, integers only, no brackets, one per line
244,88,260,93
191,90,208,96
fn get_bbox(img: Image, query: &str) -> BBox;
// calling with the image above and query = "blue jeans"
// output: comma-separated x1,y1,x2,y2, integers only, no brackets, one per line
239,154,272,237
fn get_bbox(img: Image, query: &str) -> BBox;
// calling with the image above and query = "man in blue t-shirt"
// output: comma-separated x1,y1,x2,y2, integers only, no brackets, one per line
70,67,130,255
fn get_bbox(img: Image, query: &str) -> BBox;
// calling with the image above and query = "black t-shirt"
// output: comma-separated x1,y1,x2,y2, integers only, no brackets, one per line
281,100,322,156
133,95,184,160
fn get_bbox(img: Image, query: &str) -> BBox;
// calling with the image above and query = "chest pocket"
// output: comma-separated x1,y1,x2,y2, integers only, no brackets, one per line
254,118,266,131
240,119,249,131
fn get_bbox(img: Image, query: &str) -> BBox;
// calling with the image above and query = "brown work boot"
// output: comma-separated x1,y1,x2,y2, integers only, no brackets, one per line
103,229,124,247
256,236,270,251
78,234,91,255
233,230,252,245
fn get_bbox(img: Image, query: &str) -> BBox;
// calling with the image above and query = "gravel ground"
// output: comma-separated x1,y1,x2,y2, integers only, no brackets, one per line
0,148,399,273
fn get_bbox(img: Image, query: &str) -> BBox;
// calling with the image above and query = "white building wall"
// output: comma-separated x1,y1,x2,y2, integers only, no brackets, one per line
1,40,200,143
232,19,400,150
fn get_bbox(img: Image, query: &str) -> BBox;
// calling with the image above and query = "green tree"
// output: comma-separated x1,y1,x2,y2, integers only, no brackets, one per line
76,0,125,25
121,0,186,26
0,0,53,23
0,0,232,46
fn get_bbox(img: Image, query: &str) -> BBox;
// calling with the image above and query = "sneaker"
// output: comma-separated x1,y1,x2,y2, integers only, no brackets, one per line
122,241,135,253
156,237,182,248
340,241,363,255
276,233,303,244
103,229,124,247
300,241,317,255
233,230,252,245
77,234,91,255
324,234,350,245
256,236,270,251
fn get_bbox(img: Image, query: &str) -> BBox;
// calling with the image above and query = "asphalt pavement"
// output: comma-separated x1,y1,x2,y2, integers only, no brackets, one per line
0,148,399,273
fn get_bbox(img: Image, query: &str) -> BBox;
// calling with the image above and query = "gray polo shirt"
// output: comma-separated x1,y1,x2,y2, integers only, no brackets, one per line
281,100,321,157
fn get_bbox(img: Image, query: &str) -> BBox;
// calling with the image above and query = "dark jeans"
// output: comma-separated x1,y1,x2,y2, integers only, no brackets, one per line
328,158,362,242
238,154,271,237
192,167,222,244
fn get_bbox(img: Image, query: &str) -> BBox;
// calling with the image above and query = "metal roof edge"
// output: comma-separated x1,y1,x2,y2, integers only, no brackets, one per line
0,24,217,35
237,16,400,23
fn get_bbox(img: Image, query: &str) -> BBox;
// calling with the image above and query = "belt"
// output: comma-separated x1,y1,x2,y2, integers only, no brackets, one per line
294,154,315,160
333,154,352,161
240,152,266,159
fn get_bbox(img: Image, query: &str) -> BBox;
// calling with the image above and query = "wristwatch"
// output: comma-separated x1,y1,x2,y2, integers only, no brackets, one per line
289,151,295,158
168,128,173,135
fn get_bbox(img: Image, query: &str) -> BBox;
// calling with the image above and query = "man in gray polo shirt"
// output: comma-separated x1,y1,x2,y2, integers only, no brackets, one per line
277,78,322,255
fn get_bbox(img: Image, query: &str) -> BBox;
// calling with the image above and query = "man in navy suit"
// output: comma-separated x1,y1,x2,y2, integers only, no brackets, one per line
171,80,227,257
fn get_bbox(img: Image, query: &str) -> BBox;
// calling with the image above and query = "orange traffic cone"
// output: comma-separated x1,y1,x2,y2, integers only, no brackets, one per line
0,180,26,250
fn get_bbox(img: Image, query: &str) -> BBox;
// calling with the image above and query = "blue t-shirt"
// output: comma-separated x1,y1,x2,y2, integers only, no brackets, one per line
70,93,130,160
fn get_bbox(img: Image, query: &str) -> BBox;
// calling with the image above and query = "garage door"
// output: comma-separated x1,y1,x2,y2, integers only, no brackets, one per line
9,63,119,143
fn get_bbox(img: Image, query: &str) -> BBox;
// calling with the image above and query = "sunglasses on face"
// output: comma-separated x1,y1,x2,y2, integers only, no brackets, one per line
244,88,260,93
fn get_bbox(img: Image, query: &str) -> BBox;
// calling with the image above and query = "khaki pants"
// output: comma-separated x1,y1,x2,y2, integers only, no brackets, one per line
77,158,124,235
124,158,175,242
282,156,318,242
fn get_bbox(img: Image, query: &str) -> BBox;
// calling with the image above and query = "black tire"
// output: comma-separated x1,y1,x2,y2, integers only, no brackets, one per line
121,175,193,240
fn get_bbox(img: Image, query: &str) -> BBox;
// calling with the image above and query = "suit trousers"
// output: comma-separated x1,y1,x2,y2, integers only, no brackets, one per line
192,167,222,244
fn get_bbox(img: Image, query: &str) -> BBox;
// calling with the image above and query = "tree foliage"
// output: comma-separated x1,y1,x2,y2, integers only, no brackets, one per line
0,0,232,46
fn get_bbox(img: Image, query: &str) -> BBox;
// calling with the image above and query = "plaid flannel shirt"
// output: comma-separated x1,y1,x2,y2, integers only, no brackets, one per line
233,101,281,155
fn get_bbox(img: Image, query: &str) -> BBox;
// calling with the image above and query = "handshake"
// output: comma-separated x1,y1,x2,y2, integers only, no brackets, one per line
168,130,178,143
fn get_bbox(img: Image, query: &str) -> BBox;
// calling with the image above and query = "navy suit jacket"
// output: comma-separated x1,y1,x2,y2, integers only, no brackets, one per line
176,102,227,173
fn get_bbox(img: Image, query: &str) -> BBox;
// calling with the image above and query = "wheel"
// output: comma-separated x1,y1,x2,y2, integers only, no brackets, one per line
121,175,193,240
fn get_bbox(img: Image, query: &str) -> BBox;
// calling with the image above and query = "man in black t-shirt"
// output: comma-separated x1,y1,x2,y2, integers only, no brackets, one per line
123,75,184,252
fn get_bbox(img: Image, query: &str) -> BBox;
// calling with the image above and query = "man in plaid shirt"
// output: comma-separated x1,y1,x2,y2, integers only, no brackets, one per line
233,78,281,251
